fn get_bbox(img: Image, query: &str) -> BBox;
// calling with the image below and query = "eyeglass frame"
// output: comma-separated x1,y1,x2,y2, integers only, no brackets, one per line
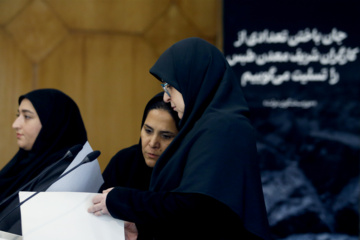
161,82,171,97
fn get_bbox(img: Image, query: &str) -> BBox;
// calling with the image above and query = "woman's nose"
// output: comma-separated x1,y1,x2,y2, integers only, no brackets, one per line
163,92,170,103
12,116,21,129
149,135,160,148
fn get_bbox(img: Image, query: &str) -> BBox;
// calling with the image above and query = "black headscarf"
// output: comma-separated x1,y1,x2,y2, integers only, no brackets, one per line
149,38,271,239
0,88,87,203
140,92,179,130
99,92,179,191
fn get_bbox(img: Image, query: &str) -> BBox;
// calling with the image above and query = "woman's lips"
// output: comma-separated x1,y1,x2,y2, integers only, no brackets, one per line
147,153,158,159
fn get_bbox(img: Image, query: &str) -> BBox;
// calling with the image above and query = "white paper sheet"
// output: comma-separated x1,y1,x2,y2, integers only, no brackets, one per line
0,230,22,240
46,141,104,193
19,192,124,240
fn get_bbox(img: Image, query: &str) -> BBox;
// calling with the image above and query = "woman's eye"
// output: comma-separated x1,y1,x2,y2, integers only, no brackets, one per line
162,134,174,140
145,128,152,134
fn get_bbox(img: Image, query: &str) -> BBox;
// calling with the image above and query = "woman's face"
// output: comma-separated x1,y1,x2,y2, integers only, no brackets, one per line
12,98,42,151
141,109,178,167
163,85,185,119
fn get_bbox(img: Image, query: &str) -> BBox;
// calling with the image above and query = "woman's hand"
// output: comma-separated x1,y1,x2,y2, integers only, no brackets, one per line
87,187,113,216
124,221,138,240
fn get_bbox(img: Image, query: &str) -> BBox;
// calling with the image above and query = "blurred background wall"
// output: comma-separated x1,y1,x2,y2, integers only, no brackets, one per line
1,1,358,239
0,0,222,171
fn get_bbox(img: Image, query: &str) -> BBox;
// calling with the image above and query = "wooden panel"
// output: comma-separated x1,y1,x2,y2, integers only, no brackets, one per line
0,0,30,25
0,0,222,172
0,30,33,169
144,4,201,56
37,34,86,105
38,34,159,170
132,38,162,129
82,35,157,169
45,0,171,32
5,0,68,62
178,0,220,37
83,35,135,158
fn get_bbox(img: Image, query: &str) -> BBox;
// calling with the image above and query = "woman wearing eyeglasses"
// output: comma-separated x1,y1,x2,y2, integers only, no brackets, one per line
89,38,271,240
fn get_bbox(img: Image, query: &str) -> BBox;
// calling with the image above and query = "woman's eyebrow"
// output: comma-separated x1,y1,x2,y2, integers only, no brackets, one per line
20,109,35,114
159,130,176,135
144,124,154,130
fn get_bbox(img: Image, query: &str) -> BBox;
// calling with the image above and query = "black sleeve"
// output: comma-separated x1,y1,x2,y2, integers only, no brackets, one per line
106,188,264,239
107,187,200,225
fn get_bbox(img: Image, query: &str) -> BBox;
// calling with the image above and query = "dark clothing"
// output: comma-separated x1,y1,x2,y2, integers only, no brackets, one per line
107,38,271,239
0,89,87,235
108,189,263,240
99,144,153,192
99,92,171,192
100,145,153,240
151,38,271,239
101,92,175,240
0,153,71,234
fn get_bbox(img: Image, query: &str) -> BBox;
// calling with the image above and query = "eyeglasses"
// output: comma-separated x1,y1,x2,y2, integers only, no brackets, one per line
161,82,171,97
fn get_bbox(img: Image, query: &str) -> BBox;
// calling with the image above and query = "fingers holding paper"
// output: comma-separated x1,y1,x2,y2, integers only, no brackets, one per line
88,189,111,216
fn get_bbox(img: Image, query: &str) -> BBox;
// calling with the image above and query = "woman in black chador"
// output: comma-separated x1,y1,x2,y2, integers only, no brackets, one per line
99,92,179,192
0,89,87,235
89,38,272,240
99,93,179,240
